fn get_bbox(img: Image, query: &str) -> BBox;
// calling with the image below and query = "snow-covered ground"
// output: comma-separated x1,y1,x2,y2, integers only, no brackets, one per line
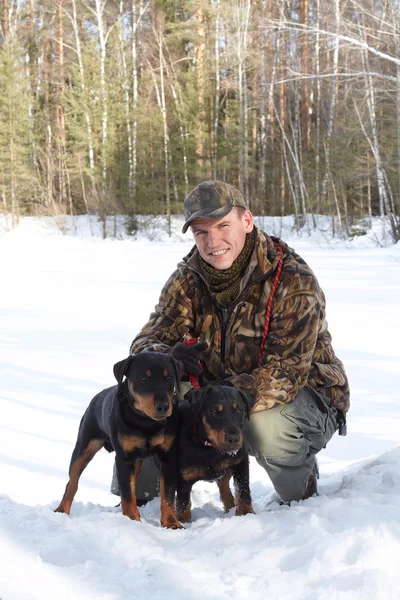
1,214,400,600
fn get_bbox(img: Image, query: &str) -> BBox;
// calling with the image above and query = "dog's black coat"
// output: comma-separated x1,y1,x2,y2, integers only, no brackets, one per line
176,383,255,522
55,352,184,528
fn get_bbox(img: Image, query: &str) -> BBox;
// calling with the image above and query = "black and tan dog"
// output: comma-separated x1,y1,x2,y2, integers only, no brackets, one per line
55,352,184,529
176,383,255,523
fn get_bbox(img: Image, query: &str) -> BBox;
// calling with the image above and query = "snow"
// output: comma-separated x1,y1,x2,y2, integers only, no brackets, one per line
1,214,400,600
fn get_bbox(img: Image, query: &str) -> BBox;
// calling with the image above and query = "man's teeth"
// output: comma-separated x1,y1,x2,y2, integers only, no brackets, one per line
211,249,228,256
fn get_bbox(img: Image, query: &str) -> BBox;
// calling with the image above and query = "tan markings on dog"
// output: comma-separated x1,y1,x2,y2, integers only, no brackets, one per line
218,456,242,473
233,403,238,410
55,438,104,515
218,472,235,512
235,498,255,517
135,459,143,479
151,433,175,452
121,470,141,521
217,404,223,412
128,380,140,407
118,433,146,453
146,369,151,377
163,369,168,377
159,476,183,529
181,465,208,481
128,381,172,419
201,416,226,449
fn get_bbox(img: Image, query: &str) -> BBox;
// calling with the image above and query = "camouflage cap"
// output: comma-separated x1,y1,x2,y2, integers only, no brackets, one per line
182,181,248,233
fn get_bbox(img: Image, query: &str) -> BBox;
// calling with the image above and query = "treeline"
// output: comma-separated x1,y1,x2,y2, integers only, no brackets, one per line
1,0,400,239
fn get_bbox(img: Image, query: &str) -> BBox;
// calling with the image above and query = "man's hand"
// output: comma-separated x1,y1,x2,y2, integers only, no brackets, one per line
168,341,208,377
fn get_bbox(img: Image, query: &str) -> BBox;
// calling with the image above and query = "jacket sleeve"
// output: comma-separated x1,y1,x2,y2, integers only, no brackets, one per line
130,267,195,354
231,274,323,411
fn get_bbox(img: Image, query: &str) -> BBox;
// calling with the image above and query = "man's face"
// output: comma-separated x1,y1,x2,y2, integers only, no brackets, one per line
190,209,254,270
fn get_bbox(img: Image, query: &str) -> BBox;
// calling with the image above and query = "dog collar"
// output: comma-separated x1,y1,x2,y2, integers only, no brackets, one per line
202,439,216,448
193,423,216,448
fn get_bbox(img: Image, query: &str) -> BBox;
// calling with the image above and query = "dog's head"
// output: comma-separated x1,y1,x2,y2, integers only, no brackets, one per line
113,352,183,420
185,383,254,455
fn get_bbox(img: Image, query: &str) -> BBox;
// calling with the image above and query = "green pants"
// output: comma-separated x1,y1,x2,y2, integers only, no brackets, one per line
244,386,338,502
110,386,339,503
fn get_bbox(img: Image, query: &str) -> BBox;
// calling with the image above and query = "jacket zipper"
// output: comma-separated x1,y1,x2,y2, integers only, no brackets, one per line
219,308,227,379
185,257,277,379
217,269,274,379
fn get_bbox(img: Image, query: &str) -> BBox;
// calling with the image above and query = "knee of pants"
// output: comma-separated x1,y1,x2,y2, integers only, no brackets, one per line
244,388,337,465
245,409,308,465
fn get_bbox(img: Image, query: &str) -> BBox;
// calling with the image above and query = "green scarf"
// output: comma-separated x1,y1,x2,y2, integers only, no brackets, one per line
199,229,256,307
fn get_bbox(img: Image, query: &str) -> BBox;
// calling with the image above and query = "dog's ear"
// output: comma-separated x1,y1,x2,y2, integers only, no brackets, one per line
168,356,184,392
184,387,209,420
113,355,134,396
237,389,255,421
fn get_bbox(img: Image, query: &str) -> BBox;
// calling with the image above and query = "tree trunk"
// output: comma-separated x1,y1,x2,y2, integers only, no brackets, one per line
57,0,68,211
69,0,95,174
156,28,171,236
195,7,206,169
212,0,220,179
320,0,340,209
94,0,108,187
299,0,309,149
314,0,321,212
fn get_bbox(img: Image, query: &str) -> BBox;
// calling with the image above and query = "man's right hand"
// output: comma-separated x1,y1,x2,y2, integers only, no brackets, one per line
168,341,208,377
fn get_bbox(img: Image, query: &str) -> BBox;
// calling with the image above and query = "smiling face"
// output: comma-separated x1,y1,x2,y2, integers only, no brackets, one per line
190,208,254,270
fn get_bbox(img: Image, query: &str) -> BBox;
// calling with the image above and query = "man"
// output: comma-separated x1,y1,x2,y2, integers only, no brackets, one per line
112,180,349,505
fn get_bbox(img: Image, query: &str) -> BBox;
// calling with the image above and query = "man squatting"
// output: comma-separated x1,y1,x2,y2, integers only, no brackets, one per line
111,181,350,505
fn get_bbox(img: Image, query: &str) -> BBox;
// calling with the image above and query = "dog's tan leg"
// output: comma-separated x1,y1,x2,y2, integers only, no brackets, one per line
160,476,183,529
218,472,235,512
120,460,142,521
234,497,255,516
176,503,192,523
234,479,255,517
55,439,104,515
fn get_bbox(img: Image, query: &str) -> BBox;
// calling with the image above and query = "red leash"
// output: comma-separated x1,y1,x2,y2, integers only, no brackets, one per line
182,337,201,388
257,242,283,366
183,241,284,377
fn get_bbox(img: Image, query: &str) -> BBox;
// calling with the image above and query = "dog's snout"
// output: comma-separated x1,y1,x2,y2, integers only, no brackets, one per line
225,432,240,446
154,399,170,415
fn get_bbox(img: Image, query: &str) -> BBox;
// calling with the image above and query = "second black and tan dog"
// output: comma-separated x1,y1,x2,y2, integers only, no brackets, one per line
176,383,255,522
55,352,184,529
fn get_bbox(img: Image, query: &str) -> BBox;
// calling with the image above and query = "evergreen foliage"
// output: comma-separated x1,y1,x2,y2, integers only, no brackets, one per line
0,0,399,240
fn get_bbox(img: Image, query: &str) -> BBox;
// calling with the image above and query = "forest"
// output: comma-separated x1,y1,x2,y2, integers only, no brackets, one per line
1,0,400,240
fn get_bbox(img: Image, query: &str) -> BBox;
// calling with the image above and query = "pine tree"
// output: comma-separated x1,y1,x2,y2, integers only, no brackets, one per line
0,39,33,227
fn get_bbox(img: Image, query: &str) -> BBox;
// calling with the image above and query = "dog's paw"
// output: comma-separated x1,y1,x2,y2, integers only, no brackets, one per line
161,513,184,529
176,508,192,523
235,503,255,517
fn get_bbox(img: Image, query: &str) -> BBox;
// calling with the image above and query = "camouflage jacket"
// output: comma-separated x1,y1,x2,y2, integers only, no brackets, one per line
131,228,350,413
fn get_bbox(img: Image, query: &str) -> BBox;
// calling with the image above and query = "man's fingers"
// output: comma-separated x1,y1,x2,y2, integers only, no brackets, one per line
192,341,208,354
185,362,202,377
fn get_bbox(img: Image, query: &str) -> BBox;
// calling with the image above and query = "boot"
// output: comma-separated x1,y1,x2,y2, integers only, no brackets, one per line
302,459,319,500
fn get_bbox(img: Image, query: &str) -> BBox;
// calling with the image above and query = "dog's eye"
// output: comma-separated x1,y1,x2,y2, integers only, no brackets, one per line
140,376,149,382
165,375,172,381
235,407,243,414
